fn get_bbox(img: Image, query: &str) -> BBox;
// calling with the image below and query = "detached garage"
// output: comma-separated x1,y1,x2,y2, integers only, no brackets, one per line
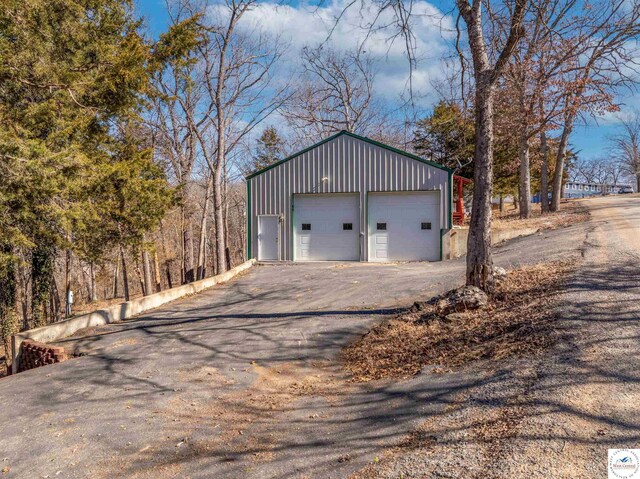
246,131,453,262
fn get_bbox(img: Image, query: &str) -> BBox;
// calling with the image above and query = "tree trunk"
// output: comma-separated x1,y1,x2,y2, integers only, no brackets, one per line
134,257,145,296
518,132,531,219
197,176,213,280
213,178,226,275
499,195,504,212
31,245,54,329
64,248,72,317
90,262,97,302
112,260,119,299
142,248,153,297
165,261,173,290
120,246,130,302
214,34,229,276
223,165,230,265
153,250,162,293
466,78,495,292
0,244,18,368
540,130,550,213
182,203,195,284
550,121,573,211
213,133,227,274
50,278,61,322
636,172,640,192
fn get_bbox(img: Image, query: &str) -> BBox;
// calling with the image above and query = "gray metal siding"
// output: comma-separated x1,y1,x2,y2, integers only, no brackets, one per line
249,134,450,261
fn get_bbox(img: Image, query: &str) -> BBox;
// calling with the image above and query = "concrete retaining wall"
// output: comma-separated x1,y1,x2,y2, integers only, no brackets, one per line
449,226,540,259
11,259,256,373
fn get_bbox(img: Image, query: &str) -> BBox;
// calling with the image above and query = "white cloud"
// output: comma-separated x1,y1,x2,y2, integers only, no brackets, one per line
207,0,456,105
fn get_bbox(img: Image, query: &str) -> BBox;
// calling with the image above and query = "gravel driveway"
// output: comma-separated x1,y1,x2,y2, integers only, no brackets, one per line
0,214,588,479
351,196,640,479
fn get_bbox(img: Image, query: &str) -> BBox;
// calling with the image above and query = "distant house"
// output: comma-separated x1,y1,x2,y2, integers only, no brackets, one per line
562,181,633,198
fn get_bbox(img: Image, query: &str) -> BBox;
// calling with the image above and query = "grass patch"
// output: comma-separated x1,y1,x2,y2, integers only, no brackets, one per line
342,260,577,381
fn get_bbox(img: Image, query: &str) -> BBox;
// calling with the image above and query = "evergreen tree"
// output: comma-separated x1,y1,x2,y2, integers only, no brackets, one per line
0,0,172,332
252,127,285,172
413,101,475,178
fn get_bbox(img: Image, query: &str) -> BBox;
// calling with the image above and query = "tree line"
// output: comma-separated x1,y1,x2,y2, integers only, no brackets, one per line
350,0,640,290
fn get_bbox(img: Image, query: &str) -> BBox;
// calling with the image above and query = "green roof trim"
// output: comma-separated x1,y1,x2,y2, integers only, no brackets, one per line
245,130,454,180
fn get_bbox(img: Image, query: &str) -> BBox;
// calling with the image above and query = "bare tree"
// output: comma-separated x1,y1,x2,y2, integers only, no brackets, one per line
455,0,528,291
317,0,526,290
150,0,288,277
549,0,640,211
612,111,640,190
606,158,626,187
283,46,381,142
504,0,580,218
573,157,599,184
570,156,625,193
194,0,289,274
148,10,203,284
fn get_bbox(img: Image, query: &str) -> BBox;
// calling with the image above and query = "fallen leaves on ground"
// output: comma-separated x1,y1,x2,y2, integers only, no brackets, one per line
342,260,577,381
493,200,589,231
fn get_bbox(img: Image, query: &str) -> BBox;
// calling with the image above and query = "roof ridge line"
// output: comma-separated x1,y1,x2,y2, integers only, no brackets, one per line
245,130,453,180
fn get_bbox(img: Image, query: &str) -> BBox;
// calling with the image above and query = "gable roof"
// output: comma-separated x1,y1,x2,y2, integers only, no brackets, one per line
245,130,453,180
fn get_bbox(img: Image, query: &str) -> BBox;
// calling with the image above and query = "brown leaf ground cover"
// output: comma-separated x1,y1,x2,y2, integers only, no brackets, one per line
342,260,577,381
492,199,589,231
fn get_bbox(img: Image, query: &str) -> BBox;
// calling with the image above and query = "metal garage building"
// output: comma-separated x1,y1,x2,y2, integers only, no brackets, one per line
246,130,453,262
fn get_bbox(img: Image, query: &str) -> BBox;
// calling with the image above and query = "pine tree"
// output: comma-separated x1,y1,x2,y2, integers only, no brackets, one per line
252,127,285,172
413,101,475,178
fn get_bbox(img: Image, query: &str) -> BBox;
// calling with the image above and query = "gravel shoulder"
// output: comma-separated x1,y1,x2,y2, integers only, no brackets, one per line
350,196,640,479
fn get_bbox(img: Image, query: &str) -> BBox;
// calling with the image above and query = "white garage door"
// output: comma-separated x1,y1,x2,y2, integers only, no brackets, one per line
368,191,440,262
294,194,360,261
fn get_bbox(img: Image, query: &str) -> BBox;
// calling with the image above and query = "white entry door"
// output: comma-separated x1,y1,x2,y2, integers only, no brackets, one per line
294,194,360,261
368,191,440,262
257,215,279,261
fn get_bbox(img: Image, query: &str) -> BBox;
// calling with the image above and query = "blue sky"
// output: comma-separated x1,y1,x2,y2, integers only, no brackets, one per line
135,0,169,37
135,0,629,161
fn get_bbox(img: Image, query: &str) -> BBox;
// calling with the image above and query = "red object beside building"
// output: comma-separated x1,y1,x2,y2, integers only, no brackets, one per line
453,175,472,225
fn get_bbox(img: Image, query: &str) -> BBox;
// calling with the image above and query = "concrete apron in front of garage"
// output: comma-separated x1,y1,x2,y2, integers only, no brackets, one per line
0,221,588,479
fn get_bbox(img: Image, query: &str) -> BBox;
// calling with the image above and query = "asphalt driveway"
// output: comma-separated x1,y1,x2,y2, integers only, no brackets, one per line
0,219,588,479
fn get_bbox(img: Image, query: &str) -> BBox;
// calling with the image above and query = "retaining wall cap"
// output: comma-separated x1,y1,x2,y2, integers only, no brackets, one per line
11,259,256,374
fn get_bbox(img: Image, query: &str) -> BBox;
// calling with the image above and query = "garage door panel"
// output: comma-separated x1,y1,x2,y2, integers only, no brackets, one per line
294,194,360,261
368,191,440,262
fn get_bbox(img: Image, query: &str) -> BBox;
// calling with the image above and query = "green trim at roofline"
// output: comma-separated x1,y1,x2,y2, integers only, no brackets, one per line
245,130,454,180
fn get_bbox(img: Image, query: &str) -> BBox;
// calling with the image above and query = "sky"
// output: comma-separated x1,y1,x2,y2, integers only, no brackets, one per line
135,0,636,161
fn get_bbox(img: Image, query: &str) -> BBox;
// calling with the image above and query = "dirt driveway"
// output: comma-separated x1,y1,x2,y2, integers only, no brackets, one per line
350,195,640,479
0,217,587,479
